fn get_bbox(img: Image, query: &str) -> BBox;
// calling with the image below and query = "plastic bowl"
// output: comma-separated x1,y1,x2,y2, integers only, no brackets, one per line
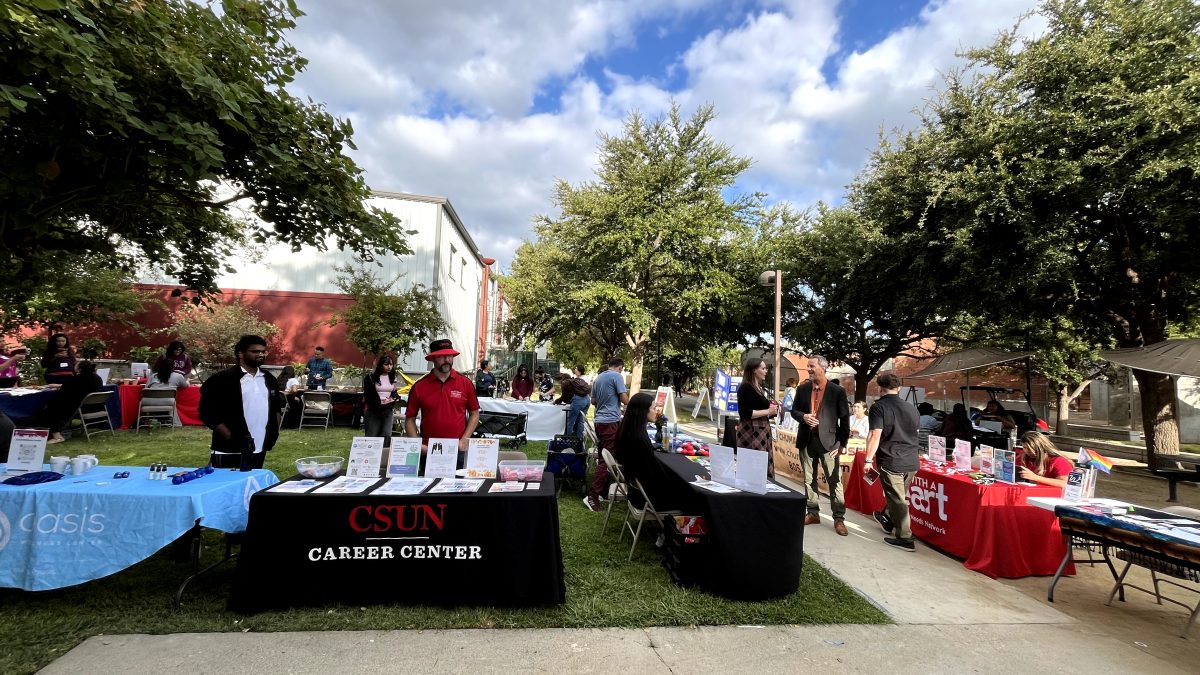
295,455,344,478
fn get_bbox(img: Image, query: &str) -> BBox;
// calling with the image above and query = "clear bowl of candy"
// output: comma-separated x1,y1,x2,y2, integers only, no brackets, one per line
498,460,546,481
295,455,344,478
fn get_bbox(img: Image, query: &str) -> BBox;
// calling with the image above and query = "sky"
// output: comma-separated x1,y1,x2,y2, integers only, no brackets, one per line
284,0,1045,269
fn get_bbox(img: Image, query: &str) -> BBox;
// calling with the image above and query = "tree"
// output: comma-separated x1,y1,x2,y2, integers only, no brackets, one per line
0,253,149,335
506,104,769,392
324,264,446,363
861,0,1200,459
1,0,407,300
171,300,278,369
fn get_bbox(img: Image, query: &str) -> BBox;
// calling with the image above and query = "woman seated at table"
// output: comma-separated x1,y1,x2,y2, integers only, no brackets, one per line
939,403,976,446
277,365,303,429
510,365,534,400
146,359,189,389
979,400,1017,433
41,361,104,444
153,341,194,378
612,392,695,512
1018,432,1074,488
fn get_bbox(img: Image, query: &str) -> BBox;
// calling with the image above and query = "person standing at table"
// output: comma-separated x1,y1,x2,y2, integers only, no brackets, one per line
865,371,921,552
153,341,194,378
555,365,591,438
736,358,779,475
199,335,282,469
40,332,76,386
584,357,629,512
305,346,333,390
363,354,401,447
0,346,26,387
474,359,496,398
849,401,870,440
791,355,851,536
510,364,534,400
404,338,480,457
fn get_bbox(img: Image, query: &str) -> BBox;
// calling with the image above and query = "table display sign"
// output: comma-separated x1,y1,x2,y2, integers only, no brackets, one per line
313,476,378,494
423,437,460,478
270,479,323,494
428,478,484,493
1063,467,1096,501
771,426,805,484
978,445,994,477
709,444,735,485
733,448,770,494
953,439,973,472
4,428,47,476
130,362,150,379
994,449,1017,483
927,435,946,464
347,437,385,478
373,477,435,495
386,437,422,477
464,437,499,479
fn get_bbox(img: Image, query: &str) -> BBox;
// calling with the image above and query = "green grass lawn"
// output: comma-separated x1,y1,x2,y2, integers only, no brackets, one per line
0,425,888,674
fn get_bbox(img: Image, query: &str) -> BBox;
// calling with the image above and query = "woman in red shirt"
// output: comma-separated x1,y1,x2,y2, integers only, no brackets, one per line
1018,432,1074,488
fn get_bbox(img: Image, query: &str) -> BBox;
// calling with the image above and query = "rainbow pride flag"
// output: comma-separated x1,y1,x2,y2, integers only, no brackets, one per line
1078,447,1114,474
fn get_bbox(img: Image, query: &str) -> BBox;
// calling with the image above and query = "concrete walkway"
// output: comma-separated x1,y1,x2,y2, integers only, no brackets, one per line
42,402,1200,674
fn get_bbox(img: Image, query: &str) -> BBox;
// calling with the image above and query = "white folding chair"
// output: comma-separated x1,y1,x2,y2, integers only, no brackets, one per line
137,387,178,432
620,477,681,562
300,391,332,430
600,448,629,536
75,390,116,440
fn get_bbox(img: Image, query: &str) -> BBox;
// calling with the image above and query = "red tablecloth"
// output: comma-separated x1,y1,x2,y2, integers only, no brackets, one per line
843,450,1072,578
118,384,202,429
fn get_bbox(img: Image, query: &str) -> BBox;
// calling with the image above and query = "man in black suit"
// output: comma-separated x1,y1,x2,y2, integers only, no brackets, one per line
199,335,282,469
791,355,851,536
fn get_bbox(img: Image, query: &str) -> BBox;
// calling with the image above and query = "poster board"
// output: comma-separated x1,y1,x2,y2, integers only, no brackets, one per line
771,426,805,484
927,435,947,464
385,437,423,477
347,437,385,478
423,437,459,479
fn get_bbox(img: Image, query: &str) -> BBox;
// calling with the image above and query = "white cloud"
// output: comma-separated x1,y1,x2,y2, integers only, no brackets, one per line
284,0,1044,267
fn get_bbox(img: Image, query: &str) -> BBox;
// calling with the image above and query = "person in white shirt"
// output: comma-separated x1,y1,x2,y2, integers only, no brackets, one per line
849,401,870,439
198,335,282,469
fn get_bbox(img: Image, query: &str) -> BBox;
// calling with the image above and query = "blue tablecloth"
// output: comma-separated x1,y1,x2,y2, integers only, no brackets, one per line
0,465,277,591
0,384,123,428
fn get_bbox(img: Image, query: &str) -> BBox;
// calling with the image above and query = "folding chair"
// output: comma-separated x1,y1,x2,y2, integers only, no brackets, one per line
1108,548,1200,637
619,477,682,561
600,448,629,536
299,391,332,430
75,390,115,440
136,387,178,432
498,450,528,463
583,418,599,472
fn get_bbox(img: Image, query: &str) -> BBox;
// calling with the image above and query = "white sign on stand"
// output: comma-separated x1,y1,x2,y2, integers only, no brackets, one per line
691,387,714,420
464,437,500,479
733,448,770,495
386,437,422,477
347,437,385,477
423,437,460,479
953,439,973,472
709,444,735,484
3,429,48,476
927,435,947,464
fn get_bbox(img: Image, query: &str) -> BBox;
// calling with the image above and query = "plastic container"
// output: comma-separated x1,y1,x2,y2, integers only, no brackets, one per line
295,455,344,478
498,459,546,481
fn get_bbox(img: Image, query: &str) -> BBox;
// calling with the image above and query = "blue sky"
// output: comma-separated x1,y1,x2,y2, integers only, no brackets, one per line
284,0,1043,269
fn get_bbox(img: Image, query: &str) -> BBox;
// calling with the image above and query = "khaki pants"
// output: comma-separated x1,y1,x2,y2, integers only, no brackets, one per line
880,468,915,541
805,446,846,520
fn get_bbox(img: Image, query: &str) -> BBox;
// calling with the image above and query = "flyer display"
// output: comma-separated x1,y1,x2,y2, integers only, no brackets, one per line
464,437,499,479
386,438,422,477
953,439,973,472
927,435,947,464
978,445,994,477
424,437,460,478
4,429,48,476
347,437,385,478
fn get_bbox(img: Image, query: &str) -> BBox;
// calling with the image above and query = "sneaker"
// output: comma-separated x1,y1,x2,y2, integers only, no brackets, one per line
884,537,915,552
873,510,894,534
582,497,601,513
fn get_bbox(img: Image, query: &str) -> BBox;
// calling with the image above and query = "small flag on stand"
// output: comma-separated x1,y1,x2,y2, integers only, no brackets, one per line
1078,447,1114,474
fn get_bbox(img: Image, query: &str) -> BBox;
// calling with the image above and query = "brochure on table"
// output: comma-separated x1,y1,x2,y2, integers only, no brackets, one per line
428,478,484,493
1064,467,1096,501
374,477,436,495
424,437,460,479
927,435,947,464
314,476,379,494
386,437,423,477
994,449,1017,483
488,481,525,493
464,437,499,479
3,429,47,476
270,479,323,494
347,437,385,478
953,439,973,472
978,445,994,476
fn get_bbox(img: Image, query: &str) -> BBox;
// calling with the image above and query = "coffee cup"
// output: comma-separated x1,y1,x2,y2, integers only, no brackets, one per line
49,456,69,474
71,456,98,475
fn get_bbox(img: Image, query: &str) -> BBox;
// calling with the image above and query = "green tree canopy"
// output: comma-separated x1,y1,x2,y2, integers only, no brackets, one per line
171,299,278,369
0,253,149,335
504,104,771,391
324,264,446,364
1,0,407,299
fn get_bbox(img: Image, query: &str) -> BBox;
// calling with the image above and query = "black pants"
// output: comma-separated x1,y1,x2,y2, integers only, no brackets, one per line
210,451,266,470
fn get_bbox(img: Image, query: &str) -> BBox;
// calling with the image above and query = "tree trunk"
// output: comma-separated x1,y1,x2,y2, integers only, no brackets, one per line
1055,384,1071,435
1132,369,1179,465
854,375,869,403
628,353,644,396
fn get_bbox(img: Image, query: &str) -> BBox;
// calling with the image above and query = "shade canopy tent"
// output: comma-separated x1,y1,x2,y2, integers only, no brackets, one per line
907,347,1035,378
1100,339,1200,379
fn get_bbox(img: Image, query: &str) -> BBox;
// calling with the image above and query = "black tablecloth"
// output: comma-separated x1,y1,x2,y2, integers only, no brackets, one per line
656,453,807,600
228,472,565,613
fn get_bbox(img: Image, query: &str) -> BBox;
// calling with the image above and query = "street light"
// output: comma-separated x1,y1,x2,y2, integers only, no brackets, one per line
758,269,782,400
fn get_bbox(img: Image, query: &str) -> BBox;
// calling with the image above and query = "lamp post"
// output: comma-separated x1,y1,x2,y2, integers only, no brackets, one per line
758,270,783,400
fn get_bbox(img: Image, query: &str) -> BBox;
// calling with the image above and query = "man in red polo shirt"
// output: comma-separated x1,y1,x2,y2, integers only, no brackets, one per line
404,338,481,454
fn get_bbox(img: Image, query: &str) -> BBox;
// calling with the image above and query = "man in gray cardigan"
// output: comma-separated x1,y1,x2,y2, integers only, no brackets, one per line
791,355,851,536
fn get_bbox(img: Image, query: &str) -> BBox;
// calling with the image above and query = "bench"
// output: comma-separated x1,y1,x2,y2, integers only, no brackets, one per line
1153,451,1200,503
472,411,528,448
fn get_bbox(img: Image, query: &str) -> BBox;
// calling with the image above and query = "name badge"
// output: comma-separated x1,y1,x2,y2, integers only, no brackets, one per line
60,362,69,368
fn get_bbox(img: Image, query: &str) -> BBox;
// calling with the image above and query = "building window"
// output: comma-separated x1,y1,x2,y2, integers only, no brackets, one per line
449,244,457,281
460,258,466,288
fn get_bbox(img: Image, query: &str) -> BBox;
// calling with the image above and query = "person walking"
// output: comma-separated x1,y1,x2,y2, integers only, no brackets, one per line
790,355,851,536
865,371,922,551
583,357,628,512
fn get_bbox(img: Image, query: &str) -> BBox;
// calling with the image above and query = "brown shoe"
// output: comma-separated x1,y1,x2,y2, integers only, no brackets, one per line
834,520,848,536
804,513,820,526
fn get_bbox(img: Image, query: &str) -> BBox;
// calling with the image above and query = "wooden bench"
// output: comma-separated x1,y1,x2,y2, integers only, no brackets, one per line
1153,451,1200,503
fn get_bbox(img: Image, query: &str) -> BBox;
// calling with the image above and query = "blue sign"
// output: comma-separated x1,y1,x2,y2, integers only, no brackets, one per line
713,369,740,413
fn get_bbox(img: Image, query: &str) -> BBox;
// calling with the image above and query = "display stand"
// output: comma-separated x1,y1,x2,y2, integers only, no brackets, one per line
691,387,714,420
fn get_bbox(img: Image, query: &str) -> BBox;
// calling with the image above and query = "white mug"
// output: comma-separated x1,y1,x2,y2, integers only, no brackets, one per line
49,456,69,474
71,456,98,475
